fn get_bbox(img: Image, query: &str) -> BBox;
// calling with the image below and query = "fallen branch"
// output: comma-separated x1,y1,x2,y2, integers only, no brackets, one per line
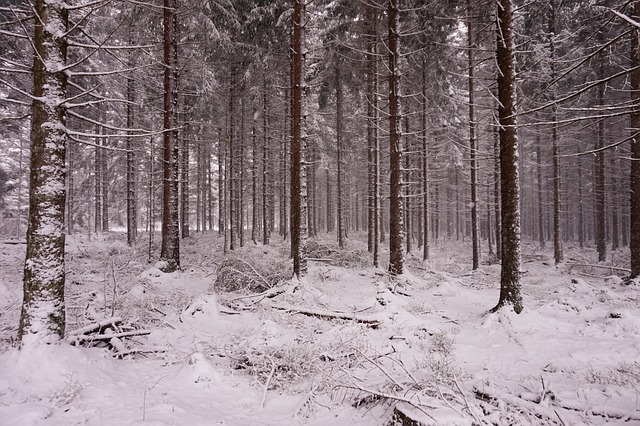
67,317,123,336
567,263,630,273
72,329,151,342
267,303,383,328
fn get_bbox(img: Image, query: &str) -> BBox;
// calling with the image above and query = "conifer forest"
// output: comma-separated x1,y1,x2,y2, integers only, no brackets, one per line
1,0,640,424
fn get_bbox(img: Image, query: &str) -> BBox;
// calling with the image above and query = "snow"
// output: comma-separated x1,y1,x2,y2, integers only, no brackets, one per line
1,234,639,425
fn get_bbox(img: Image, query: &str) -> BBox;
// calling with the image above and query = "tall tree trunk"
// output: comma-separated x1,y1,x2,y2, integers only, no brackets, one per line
180,130,189,238
252,100,258,245
95,132,102,232
610,153,620,251
595,83,607,262
291,0,308,278
536,141,545,248
468,0,480,269
159,0,180,271
494,123,501,258
421,60,429,261
126,50,137,246
630,0,640,278
263,74,271,245
404,114,411,254
549,2,562,264
228,68,237,250
367,6,380,267
493,0,523,314
336,62,345,249
388,0,404,275
19,0,69,344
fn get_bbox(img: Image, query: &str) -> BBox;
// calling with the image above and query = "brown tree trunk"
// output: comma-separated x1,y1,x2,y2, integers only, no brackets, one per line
493,0,523,314
159,0,180,271
19,0,69,344
336,62,345,249
291,0,308,278
630,0,640,278
468,0,480,269
388,0,404,275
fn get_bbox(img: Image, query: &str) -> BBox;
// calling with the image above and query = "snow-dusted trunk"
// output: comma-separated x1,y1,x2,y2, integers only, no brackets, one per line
549,2,563,265
160,0,180,271
595,76,606,263
252,100,258,245
19,0,69,345
630,1,640,279
367,5,380,267
467,0,479,270
387,0,404,275
262,74,271,245
421,60,429,261
610,154,620,251
336,62,345,249
493,0,523,314
536,141,545,248
126,46,137,246
290,0,308,278
493,125,501,258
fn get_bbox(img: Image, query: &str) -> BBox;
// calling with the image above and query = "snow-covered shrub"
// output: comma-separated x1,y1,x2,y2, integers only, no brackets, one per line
213,256,291,294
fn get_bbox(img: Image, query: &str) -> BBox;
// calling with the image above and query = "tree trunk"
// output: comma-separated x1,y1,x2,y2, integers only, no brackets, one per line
494,123,501,258
536,141,545,248
159,0,180,272
367,6,380,267
263,73,271,245
126,49,137,245
468,0,480,270
630,0,640,278
291,0,308,278
388,0,404,275
595,83,607,262
493,0,523,314
421,60,429,261
336,62,345,249
549,2,563,264
19,0,69,345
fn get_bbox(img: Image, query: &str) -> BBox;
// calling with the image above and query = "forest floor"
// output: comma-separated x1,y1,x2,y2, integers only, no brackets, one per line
0,232,639,425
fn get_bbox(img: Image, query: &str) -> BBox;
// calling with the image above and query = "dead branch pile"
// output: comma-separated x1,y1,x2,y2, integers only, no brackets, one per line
213,256,291,294
66,317,157,358
307,240,370,268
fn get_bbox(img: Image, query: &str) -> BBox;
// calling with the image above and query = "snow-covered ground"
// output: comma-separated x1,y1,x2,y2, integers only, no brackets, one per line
0,233,639,425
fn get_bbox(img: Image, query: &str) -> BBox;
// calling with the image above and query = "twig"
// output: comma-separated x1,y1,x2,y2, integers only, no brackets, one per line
354,348,403,388
261,362,276,409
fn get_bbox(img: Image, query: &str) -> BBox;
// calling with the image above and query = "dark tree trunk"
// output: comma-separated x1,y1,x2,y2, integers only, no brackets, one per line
387,0,404,275
291,0,308,278
630,1,640,278
336,62,345,249
549,2,562,264
366,7,380,267
494,114,501,259
159,0,180,272
595,83,607,262
263,74,271,245
468,0,479,270
19,0,69,344
421,60,429,261
536,141,545,248
126,51,137,246
493,0,523,314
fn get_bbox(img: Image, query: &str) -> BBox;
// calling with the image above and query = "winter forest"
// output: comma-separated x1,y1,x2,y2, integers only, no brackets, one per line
1,0,640,424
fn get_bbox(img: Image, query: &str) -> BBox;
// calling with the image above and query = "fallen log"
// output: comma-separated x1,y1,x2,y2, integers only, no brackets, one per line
67,317,123,336
267,303,383,328
72,329,151,342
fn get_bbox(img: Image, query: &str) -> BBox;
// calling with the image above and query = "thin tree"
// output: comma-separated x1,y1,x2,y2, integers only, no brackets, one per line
467,0,480,270
492,0,523,314
19,0,69,344
290,0,308,278
630,0,640,279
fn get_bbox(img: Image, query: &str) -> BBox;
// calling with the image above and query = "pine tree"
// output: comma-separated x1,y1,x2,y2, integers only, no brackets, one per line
19,0,69,345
